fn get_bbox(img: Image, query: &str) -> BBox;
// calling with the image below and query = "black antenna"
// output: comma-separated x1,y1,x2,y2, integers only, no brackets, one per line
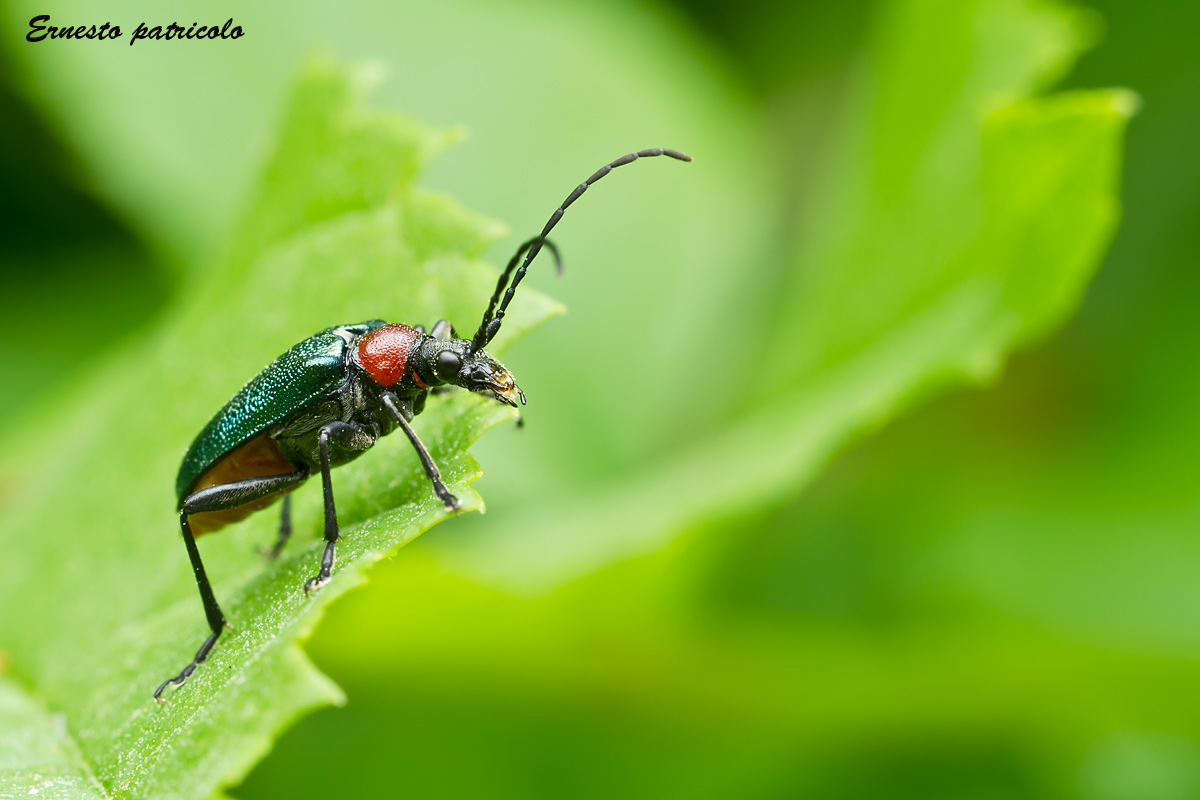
473,235,562,352
470,147,692,352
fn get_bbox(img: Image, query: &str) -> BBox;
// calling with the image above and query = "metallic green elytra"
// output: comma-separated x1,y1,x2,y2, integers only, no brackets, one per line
155,146,691,703
176,321,385,502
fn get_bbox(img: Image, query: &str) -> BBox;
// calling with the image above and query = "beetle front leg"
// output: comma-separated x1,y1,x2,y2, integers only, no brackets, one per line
303,421,373,595
382,393,460,511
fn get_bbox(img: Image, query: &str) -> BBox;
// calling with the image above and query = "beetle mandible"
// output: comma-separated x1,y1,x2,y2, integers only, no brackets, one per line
155,147,692,701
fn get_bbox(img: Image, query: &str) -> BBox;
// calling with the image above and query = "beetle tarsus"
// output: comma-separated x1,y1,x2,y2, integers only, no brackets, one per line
154,628,222,703
304,540,337,595
436,484,460,511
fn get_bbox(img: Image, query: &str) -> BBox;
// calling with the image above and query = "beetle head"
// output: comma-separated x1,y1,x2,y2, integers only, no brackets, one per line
420,337,524,407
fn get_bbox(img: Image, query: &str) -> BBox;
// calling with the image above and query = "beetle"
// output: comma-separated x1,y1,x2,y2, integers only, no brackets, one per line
155,147,691,701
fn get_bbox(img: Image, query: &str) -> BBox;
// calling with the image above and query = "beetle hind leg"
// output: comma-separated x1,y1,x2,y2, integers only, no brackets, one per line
155,510,225,702
156,469,307,702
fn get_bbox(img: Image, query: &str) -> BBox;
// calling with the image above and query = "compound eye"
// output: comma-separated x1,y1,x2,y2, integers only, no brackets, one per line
437,349,462,376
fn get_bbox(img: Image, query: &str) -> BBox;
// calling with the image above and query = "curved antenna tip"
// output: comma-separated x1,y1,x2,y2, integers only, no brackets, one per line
471,147,688,350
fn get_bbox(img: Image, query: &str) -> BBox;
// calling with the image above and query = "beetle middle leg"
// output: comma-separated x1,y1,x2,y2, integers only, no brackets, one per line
260,494,292,561
156,469,308,702
303,421,374,595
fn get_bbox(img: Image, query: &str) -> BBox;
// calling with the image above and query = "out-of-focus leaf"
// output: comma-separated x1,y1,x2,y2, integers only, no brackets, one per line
436,0,1134,591
245,547,1200,799
0,60,558,800
0,674,107,799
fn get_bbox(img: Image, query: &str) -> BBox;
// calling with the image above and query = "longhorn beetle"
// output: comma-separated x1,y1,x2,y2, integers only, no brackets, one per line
155,147,691,701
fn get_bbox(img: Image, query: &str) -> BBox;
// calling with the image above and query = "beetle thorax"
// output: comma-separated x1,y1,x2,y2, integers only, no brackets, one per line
357,323,421,386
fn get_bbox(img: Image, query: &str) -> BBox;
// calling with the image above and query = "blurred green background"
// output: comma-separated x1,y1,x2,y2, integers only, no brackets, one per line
2,0,1197,797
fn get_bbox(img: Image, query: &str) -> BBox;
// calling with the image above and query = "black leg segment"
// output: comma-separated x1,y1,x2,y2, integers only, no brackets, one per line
382,393,460,511
155,468,307,702
302,420,373,595
262,493,292,560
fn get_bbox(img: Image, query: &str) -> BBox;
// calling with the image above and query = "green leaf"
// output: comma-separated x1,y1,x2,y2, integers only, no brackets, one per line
0,59,559,799
0,674,106,798
433,0,1135,591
